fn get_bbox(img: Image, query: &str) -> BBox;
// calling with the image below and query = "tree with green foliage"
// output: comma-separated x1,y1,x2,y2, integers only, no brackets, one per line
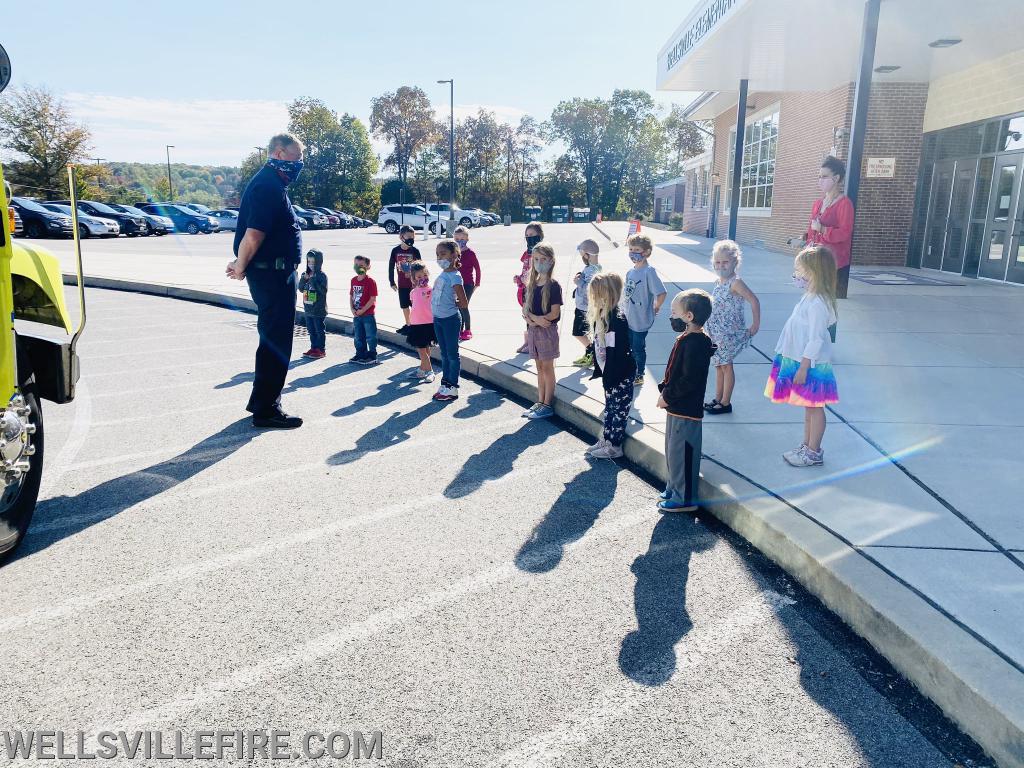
546,98,609,210
370,86,439,186
663,105,710,177
0,85,92,200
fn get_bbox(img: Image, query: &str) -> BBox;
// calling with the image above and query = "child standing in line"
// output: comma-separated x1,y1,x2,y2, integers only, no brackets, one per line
514,223,544,354
657,289,715,512
454,226,481,341
349,256,378,366
432,239,469,402
403,261,436,383
704,240,761,415
586,273,636,459
623,233,667,387
765,245,839,467
388,224,421,332
298,248,328,359
571,239,602,368
521,242,562,420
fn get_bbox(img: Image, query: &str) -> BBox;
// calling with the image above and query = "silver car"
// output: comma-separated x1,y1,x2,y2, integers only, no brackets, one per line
43,203,120,238
207,209,239,231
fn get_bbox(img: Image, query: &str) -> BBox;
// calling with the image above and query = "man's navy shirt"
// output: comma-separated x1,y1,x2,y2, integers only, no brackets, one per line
233,164,302,267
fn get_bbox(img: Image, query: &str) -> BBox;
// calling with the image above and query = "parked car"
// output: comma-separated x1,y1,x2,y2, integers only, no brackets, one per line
423,203,480,229
207,209,239,231
308,207,342,228
43,204,119,239
108,204,173,235
292,205,329,229
357,216,372,227
137,203,218,234
8,204,22,237
485,211,502,225
9,197,74,239
52,199,148,237
181,202,213,215
376,204,430,233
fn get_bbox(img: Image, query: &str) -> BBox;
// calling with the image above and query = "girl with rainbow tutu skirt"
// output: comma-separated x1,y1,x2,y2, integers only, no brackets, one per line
765,245,839,467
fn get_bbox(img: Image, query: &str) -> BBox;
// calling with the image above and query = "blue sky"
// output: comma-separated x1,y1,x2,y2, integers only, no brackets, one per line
3,0,698,166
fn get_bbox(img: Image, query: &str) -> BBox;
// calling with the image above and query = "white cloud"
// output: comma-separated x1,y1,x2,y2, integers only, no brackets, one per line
63,93,290,166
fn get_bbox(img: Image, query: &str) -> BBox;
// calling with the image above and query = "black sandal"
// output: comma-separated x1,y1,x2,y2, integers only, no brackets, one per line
706,402,733,414
704,398,719,410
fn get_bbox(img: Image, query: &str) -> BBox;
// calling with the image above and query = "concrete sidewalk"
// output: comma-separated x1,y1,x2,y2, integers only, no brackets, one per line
43,222,1024,766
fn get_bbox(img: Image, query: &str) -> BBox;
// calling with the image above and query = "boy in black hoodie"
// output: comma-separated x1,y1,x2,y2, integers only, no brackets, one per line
657,289,715,512
298,249,328,358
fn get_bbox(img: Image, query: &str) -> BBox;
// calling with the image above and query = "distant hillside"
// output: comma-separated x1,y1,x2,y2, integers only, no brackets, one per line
105,162,242,207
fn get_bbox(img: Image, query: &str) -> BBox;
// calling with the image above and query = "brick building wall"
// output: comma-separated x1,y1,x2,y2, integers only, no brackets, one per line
851,82,929,267
924,49,1024,133
711,85,853,253
705,82,928,267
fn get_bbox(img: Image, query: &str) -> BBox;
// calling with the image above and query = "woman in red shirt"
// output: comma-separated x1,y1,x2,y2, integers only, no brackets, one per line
807,156,855,299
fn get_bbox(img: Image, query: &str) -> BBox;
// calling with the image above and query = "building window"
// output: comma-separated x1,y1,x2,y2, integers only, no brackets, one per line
700,167,709,208
727,107,779,211
664,195,673,215
690,171,698,208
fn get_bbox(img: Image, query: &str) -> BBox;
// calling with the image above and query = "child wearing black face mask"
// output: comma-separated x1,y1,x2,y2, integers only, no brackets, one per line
389,225,421,332
514,223,544,354
657,289,715,513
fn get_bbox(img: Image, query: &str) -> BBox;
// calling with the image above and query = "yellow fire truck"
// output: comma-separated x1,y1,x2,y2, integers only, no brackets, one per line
0,164,84,561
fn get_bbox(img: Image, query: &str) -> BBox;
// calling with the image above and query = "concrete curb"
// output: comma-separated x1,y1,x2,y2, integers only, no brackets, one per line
67,272,1024,767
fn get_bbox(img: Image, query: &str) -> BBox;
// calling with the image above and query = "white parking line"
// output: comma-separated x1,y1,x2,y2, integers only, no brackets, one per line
29,415,528,537
87,460,652,736
4,446,580,633
86,355,255,378
484,588,797,768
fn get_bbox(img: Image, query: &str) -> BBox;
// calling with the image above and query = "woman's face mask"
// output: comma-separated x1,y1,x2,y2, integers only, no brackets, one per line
534,259,552,274
792,273,810,290
526,234,542,251
437,259,451,270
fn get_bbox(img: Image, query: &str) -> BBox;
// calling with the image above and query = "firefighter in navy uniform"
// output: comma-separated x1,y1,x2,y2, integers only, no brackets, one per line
226,133,305,429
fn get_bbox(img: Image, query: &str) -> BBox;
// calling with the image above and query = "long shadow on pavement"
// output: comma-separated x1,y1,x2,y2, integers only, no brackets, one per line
215,356,317,391
515,461,621,573
443,421,557,499
332,370,425,418
326,401,448,466
619,511,716,686
17,417,258,558
452,389,504,420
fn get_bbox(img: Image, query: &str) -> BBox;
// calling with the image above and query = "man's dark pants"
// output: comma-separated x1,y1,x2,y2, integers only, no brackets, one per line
246,267,297,415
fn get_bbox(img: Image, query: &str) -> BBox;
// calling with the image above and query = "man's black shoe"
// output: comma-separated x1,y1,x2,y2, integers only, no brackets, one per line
252,410,303,429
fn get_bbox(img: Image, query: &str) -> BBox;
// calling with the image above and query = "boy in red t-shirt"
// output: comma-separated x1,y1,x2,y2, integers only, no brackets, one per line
350,256,378,365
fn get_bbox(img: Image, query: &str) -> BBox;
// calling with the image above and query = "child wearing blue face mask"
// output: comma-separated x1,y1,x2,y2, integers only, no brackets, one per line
622,234,667,387
431,239,469,402
704,240,761,415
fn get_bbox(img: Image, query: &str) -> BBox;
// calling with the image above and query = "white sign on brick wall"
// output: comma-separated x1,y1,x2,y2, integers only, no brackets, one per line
866,157,896,178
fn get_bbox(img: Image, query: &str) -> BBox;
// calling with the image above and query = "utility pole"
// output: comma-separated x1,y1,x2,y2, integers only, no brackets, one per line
165,145,175,200
437,79,454,235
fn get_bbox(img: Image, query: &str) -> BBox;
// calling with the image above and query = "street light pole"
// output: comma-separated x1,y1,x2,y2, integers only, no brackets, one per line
437,79,454,235
254,146,266,162
90,157,106,192
165,145,175,200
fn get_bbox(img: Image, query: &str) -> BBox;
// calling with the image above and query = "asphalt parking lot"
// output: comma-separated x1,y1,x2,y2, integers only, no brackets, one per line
0,285,992,767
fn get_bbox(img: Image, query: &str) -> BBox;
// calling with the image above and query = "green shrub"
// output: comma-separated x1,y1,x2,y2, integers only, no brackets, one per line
668,213,684,230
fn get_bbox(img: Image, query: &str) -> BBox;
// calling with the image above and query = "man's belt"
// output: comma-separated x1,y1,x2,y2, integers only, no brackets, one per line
248,257,294,270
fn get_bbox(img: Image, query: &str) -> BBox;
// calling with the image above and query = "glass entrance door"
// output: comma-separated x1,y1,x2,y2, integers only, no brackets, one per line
979,154,1023,281
922,161,954,270
941,159,977,274
1006,174,1024,284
